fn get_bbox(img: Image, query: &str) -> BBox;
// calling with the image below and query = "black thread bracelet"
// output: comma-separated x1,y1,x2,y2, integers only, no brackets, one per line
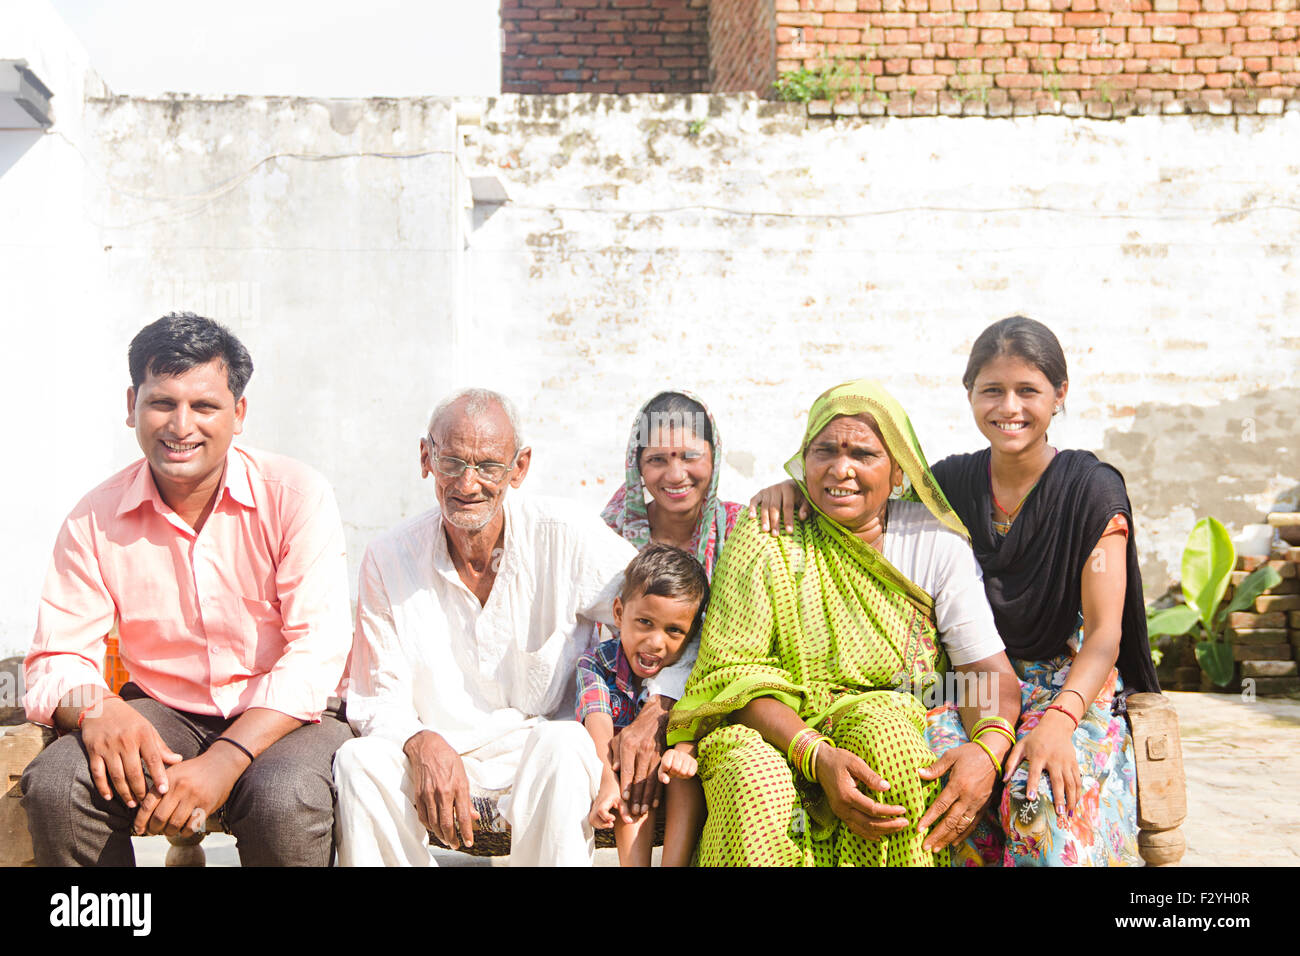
213,736,255,763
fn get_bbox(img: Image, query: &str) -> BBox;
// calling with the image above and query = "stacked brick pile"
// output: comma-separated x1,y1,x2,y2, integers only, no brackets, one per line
502,0,710,94
1217,546,1300,695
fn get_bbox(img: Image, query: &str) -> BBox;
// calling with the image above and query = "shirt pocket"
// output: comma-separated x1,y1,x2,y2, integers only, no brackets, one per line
236,596,285,674
509,627,582,719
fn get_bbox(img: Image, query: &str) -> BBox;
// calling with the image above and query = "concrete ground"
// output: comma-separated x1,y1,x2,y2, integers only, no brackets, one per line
122,690,1298,866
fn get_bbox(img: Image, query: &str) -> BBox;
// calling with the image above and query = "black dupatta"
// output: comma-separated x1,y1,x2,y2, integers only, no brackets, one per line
932,448,1160,697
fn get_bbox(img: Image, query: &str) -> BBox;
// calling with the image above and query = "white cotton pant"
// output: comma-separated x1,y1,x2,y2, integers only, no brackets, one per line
333,721,603,866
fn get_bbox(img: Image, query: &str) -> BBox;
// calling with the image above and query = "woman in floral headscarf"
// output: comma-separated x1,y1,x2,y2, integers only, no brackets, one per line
601,391,743,579
593,392,743,854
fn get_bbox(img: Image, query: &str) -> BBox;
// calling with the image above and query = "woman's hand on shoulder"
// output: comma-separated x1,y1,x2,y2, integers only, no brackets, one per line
1004,709,1081,827
748,480,808,535
916,743,998,852
814,744,908,841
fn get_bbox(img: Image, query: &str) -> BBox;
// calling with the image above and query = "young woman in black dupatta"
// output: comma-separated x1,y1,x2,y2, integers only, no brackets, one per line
750,316,1158,866
928,316,1156,866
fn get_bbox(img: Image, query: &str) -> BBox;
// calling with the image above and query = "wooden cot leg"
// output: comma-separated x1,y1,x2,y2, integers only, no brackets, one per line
0,723,51,867
165,830,207,867
1125,692,1188,866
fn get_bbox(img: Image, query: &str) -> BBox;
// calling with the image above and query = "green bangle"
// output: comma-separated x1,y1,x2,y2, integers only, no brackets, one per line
972,737,1001,774
787,728,819,776
804,736,831,783
974,725,1016,748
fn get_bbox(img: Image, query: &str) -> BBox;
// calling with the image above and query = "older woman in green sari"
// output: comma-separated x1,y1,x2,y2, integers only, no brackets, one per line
667,380,1021,866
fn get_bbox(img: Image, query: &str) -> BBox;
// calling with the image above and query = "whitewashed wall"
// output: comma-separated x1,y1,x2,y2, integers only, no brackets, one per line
1,1,112,662
461,94,1300,599
3,15,1299,658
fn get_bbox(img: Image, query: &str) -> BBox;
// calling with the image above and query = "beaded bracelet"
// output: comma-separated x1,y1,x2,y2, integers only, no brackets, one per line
972,736,1002,773
1045,704,1080,730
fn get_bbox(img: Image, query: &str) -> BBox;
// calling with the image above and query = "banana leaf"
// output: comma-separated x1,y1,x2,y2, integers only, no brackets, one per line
1214,564,1284,628
1195,641,1236,687
1147,604,1200,637
1181,518,1235,633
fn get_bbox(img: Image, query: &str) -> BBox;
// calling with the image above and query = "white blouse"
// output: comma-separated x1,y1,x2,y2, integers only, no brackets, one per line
881,499,1005,667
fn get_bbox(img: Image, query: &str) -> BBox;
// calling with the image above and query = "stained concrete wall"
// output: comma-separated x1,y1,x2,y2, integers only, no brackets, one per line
4,9,1299,658
459,94,1300,596
0,1,112,663
2,5,468,658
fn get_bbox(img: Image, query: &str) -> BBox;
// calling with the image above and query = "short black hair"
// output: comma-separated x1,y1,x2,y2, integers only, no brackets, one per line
128,312,254,399
620,543,711,640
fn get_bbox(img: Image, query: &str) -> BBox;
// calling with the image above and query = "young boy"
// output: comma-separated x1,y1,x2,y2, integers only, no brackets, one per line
575,543,708,867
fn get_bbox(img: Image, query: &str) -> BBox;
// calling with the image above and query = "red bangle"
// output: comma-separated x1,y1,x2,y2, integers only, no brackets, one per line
76,694,122,730
1045,704,1079,730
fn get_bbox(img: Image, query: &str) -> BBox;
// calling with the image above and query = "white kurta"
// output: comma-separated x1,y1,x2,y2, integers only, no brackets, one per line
337,491,691,865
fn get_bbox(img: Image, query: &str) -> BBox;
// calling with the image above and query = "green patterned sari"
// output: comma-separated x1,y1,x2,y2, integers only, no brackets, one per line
667,380,969,866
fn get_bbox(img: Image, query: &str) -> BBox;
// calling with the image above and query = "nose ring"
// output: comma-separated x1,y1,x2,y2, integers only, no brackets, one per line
846,468,856,478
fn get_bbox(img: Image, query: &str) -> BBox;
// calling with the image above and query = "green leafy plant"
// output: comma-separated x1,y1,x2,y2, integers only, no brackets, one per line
1147,517,1282,687
773,65,836,102
686,118,706,137
773,55,878,104
1036,58,1062,100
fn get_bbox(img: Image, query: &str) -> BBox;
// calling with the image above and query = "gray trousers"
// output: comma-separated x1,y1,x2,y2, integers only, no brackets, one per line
21,684,355,866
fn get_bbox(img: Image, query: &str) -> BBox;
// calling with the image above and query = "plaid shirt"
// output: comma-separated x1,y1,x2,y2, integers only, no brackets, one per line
575,635,648,728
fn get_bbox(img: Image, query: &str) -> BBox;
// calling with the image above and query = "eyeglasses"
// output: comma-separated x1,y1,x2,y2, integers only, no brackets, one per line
427,442,519,484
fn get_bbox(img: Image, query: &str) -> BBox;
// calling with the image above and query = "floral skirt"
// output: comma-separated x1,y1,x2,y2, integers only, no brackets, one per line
924,651,1143,867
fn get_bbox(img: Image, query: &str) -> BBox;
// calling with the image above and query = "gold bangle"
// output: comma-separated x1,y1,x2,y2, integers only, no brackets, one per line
805,739,825,783
972,715,1015,735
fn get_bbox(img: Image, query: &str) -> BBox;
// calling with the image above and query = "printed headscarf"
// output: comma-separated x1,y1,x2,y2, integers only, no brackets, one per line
601,390,734,577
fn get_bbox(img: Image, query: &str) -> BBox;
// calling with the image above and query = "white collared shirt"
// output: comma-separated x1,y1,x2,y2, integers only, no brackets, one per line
346,492,691,790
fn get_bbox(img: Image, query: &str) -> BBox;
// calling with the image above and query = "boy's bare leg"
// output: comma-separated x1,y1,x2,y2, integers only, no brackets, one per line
614,809,656,867
660,776,705,867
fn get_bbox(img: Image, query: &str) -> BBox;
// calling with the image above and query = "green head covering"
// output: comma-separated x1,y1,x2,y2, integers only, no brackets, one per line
784,378,969,543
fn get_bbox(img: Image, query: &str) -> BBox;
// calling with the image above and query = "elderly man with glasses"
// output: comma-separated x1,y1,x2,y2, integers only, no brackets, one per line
334,388,688,865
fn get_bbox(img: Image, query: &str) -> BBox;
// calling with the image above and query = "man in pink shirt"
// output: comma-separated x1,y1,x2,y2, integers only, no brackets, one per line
22,313,354,866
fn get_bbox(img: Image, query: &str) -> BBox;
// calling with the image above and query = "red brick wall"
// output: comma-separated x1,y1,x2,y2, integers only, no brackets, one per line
501,0,710,93
773,0,1300,116
711,0,779,91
